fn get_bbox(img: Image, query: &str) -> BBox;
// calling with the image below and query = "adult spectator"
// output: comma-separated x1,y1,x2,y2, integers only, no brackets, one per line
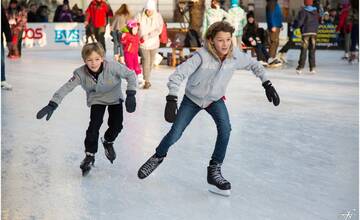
295,0,320,74
347,0,358,63
53,0,69,22
2,4,13,90
58,4,73,22
336,1,352,60
226,0,247,48
6,0,27,59
27,3,39,22
135,0,163,89
37,5,50,22
84,0,113,51
266,0,283,66
111,4,131,63
202,0,229,39
71,4,85,22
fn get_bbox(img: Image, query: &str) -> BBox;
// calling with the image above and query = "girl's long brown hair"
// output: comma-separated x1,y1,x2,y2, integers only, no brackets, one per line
115,4,130,16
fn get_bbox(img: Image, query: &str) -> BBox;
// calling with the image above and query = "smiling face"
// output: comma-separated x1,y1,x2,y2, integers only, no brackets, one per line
210,31,232,59
85,51,104,72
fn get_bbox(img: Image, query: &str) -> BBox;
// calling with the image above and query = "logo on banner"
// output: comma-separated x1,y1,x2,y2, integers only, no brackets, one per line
54,29,80,45
23,27,43,39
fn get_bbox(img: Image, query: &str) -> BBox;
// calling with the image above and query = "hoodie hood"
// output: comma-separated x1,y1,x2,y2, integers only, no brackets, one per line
304,5,317,12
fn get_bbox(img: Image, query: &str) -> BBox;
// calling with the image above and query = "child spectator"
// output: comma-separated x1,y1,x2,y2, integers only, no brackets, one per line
121,19,144,84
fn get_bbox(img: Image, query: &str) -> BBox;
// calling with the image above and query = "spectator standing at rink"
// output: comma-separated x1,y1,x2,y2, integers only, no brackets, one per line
71,4,85,22
347,0,359,63
6,0,27,59
336,1,352,60
295,0,320,74
137,21,280,197
2,4,14,90
242,11,270,66
135,0,164,89
265,0,283,66
111,4,131,64
36,42,138,176
202,0,229,38
84,0,113,51
37,5,50,22
226,0,247,48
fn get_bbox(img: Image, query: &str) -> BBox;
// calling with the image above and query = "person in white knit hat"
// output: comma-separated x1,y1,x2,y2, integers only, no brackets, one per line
135,0,164,89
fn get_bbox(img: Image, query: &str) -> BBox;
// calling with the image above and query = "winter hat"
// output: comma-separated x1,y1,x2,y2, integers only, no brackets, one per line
145,0,157,11
127,19,139,28
246,11,255,19
231,0,238,8
304,0,313,6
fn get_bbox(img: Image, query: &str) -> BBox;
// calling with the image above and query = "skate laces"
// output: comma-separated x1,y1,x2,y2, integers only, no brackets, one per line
211,164,228,185
141,156,162,176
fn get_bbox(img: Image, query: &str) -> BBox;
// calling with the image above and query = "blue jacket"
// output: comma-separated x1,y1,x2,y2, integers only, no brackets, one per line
266,3,283,29
167,47,268,108
295,6,320,35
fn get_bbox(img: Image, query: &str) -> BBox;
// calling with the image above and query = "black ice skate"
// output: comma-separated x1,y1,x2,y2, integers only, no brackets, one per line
137,154,165,179
80,153,95,176
207,160,231,196
101,137,116,163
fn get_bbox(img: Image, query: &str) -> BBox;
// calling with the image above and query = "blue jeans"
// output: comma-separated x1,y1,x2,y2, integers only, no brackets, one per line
156,96,232,163
111,30,124,56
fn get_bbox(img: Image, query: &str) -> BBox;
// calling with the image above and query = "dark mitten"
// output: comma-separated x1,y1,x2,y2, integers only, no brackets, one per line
125,90,136,113
164,95,178,123
262,80,280,106
36,101,58,120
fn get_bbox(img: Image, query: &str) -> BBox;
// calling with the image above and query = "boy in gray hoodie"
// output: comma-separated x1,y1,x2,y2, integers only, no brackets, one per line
36,42,138,176
137,21,280,196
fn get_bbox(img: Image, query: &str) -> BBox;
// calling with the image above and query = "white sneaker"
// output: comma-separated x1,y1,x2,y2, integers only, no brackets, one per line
137,74,144,86
1,81,12,90
296,68,302,74
268,58,282,67
259,60,269,66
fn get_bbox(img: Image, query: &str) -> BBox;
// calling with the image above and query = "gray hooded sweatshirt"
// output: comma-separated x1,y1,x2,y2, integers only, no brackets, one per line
167,47,269,108
51,60,137,107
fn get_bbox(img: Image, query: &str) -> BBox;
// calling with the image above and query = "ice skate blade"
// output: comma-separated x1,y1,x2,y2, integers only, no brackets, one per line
208,185,231,197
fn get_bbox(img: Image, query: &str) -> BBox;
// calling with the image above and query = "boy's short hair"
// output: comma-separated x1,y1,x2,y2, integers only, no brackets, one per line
205,21,235,40
81,42,105,61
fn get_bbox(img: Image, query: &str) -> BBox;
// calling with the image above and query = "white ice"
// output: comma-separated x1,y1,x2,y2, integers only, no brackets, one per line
1,48,358,220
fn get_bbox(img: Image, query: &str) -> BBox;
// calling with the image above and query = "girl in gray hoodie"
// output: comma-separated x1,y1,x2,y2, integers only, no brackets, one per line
137,21,280,196
36,42,138,176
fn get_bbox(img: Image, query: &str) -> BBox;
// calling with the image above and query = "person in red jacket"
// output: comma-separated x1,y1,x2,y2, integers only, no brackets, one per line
121,19,144,84
84,0,113,51
336,2,352,60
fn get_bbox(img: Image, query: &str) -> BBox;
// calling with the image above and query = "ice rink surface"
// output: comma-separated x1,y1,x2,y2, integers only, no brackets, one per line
1,48,359,220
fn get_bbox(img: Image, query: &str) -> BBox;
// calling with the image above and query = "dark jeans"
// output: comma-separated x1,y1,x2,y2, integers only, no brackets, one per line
93,26,106,52
84,103,123,154
156,96,232,163
279,37,294,54
350,24,359,52
255,43,270,62
1,42,5,81
111,30,124,56
297,35,317,69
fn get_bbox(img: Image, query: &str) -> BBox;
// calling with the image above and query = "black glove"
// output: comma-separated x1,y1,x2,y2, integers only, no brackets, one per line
262,80,280,106
36,101,58,120
164,95,178,123
125,90,136,113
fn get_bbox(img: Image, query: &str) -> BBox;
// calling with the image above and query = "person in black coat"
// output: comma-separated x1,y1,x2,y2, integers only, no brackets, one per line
242,11,270,66
1,4,13,90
